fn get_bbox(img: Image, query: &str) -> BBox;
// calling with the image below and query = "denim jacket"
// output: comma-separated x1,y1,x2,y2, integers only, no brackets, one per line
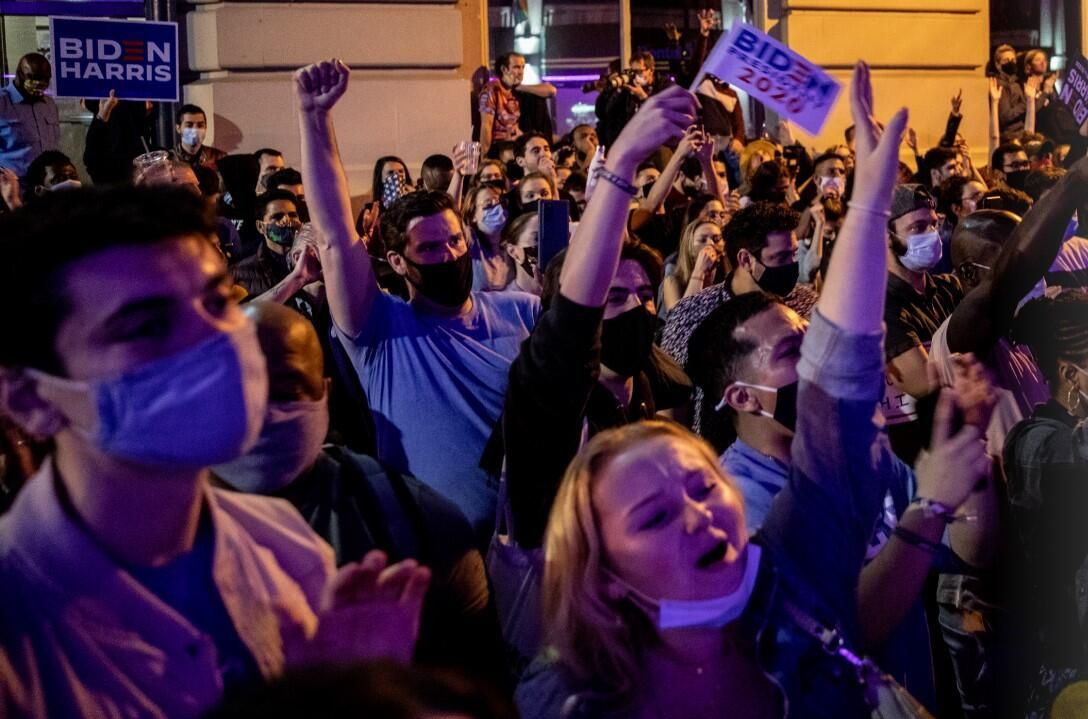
516,310,889,718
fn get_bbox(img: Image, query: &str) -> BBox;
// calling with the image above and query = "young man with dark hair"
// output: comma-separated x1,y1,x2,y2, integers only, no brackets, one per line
266,167,308,221
231,189,314,301
924,146,964,190
24,150,81,197
0,185,430,718
296,60,539,538
882,183,965,462
254,147,286,193
0,53,60,179
991,142,1031,191
660,201,818,437
420,153,455,192
175,103,227,171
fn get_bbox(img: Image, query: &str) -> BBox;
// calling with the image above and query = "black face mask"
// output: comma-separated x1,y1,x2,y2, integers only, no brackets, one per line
600,305,656,378
1004,170,1029,191
403,252,474,307
1000,61,1016,75
766,381,799,432
753,260,799,297
766,189,787,204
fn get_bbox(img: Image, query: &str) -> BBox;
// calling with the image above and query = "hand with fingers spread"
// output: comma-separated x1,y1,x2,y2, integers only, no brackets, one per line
848,61,909,210
292,550,431,666
988,76,1002,104
698,8,718,37
295,58,351,114
950,88,963,116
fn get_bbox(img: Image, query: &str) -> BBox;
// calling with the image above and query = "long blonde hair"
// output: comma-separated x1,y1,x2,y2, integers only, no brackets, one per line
671,219,721,290
542,420,737,705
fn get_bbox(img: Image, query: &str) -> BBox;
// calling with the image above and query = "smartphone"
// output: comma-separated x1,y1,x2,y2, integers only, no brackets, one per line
537,199,570,271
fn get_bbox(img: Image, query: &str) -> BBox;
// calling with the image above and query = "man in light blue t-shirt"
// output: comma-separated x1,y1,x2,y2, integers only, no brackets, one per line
296,61,539,536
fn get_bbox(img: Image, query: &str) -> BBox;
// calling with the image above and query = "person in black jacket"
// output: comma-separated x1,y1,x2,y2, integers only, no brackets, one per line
82,92,156,186
214,302,507,691
502,87,697,552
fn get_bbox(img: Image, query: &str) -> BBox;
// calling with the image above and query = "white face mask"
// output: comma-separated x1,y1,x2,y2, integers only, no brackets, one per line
898,230,943,272
817,175,845,196
606,544,762,630
49,179,82,191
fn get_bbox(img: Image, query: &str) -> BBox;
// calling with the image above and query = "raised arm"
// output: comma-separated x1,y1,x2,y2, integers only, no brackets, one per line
295,59,380,340
519,82,557,99
820,62,906,333
947,155,1088,354
988,78,1002,165
562,87,698,305
941,89,963,147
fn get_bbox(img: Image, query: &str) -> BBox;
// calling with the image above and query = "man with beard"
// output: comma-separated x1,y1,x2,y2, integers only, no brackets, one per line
0,53,60,180
883,184,965,463
295,59,539,540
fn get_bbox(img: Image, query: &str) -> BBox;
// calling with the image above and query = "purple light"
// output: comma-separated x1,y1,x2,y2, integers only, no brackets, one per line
542,74,601,83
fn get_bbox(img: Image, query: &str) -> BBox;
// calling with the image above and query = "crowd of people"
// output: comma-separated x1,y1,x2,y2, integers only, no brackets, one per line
1,19,1087,719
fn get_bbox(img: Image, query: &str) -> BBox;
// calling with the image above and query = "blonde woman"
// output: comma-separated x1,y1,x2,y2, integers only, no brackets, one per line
659,219,724,320
515,62,963,719
462,183,513,291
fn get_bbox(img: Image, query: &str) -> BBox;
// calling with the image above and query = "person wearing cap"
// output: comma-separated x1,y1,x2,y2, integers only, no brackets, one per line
882,183,965,463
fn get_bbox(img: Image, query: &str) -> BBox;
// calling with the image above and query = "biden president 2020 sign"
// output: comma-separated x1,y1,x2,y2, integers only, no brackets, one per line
50,17,178,102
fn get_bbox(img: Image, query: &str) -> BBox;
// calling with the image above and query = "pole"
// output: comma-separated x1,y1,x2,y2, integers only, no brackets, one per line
145,0,176,150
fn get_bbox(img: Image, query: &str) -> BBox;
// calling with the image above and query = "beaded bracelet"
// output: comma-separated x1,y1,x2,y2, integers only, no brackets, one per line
847,201,892,218
593,167,639,197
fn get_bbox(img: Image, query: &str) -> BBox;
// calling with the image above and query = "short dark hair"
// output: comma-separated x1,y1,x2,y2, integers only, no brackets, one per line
924,147,959,176
540,238,663,309
1023,166,1066,202
381,190,458,256
1012,290,1088,384
253,148,283,162
0,186,216,373
683,193,722,228
687,291,785,419
937,175,973,217
494,52,524,77
629,50,655,69
514,132,550,159
266,167,303,190
722,201,800,268
950,209,1019,269
193,164,221,197
486,140,515,162
844,125,856,143
812,151,844,174
986,184,1034,217
175,103,206,124
254,189,300,221
25,150,74,189
991,142,1024,171
421,154,455,192
564,172,587,194
747,159,788,203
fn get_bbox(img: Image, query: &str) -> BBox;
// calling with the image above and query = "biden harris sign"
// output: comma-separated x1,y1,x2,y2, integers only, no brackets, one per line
50,17,179,102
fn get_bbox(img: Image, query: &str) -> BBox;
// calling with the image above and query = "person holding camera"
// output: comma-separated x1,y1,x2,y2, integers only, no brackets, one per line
595,51,666,150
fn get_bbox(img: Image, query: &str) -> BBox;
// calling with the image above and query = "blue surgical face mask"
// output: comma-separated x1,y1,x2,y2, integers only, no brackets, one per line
478,203,508,235
28,322,267,467
898,230,943,272
180,127,205,148
213,395,329,494
606,544,762,630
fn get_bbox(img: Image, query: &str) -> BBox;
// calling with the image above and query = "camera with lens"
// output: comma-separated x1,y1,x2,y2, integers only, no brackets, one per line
583,68,641,93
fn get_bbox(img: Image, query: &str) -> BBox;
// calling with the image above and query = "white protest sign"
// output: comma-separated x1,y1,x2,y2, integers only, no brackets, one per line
691,21,842,136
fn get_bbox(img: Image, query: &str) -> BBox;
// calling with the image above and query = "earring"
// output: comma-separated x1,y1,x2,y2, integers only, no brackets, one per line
1068,384,1084,415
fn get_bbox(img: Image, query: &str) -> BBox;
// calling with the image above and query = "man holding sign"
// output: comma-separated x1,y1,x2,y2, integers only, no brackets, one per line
0,54,61,181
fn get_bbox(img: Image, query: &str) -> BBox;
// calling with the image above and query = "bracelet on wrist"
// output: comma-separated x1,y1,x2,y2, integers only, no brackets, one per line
847,201,892,218
593,166,639,197
909,497,977,523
